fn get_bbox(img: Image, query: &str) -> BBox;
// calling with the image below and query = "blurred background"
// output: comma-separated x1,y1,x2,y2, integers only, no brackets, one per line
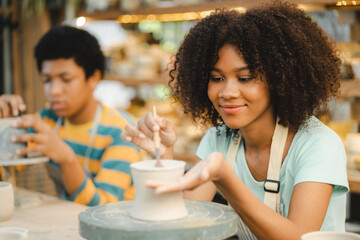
2,0,360,229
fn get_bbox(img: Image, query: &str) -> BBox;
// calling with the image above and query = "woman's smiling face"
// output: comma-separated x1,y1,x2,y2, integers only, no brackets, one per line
207,44,274,129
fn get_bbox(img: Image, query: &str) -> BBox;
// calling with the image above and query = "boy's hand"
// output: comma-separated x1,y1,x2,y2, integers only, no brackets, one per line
0,94,26,118
11,114,75,165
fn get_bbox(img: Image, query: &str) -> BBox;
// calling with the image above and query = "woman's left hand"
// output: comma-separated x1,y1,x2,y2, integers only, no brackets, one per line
11,114,75,165
146,152,225,193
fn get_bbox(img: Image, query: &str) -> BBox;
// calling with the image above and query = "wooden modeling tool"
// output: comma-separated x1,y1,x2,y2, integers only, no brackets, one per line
153,106,163,167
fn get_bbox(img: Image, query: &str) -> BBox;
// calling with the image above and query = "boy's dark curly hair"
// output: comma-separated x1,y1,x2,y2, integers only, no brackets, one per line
34,25,105,79
169,1,341,131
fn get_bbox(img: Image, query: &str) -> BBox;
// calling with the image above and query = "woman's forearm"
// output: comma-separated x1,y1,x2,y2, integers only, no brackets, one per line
214,164,303,240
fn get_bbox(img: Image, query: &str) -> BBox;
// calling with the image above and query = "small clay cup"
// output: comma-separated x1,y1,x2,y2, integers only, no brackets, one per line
130,160,188,221
0,181,14,221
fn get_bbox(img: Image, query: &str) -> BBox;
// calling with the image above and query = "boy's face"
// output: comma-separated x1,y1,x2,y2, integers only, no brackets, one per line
41,58,96,120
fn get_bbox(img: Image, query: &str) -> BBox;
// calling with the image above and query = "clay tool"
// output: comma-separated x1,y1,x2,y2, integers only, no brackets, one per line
153,106,163,167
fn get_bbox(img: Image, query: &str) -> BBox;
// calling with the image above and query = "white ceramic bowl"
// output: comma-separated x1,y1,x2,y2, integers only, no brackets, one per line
301,231,360,240
0,227,28,240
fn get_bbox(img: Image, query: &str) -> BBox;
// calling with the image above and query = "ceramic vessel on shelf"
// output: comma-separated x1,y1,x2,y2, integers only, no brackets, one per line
346,133,360,170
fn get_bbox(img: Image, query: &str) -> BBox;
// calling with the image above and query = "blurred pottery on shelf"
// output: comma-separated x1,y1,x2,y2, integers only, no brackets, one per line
353,155,360,171
351,58,360,81
120,0,141,11
347,133,360,170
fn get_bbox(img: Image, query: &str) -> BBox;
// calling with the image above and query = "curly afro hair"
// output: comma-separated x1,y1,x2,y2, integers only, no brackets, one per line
169,1,341,131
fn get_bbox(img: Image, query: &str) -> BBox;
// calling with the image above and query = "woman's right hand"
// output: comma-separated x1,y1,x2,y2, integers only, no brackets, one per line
120,111,177,159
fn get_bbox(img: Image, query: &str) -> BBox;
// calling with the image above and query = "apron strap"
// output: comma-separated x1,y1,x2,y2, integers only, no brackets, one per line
263,117,288,211
225,133,241,167
225,117,288,211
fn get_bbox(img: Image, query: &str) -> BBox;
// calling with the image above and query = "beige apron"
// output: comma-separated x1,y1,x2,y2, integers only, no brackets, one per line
224,118,288,240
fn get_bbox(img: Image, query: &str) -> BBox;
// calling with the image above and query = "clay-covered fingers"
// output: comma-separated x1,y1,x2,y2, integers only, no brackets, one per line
0,95,26,118
15,145,42,156
121,124,158,155
12,114,44,131
8,95,26,116
11,133,44,144
146,173,206,194
134,112,176,148
122,124,146,141
138,112,159,138
156,117,177,148
146,179,185,194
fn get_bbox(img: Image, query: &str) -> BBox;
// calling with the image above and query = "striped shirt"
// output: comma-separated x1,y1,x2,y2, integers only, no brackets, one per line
35,104,141,206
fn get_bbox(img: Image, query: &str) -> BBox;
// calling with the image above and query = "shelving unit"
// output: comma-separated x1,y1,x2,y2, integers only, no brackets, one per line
105,75,360,95
340,80,360,98
0,7,11,15
104,74,168,86
78,0,340,21
348,169,360,194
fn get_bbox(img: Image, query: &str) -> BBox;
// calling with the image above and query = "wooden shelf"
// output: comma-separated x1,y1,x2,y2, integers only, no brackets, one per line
105,76,360,91
327,5,360,10
78,0,339,20
0,7,11,15
340,80,360,98
348,169,360,194
104,74,168,86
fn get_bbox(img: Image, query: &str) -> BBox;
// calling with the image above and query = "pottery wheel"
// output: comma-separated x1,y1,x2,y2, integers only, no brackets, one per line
79,200,238,240
0,156,49,166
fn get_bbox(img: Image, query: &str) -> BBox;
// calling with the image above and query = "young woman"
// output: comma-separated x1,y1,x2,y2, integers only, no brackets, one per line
121,2,348,239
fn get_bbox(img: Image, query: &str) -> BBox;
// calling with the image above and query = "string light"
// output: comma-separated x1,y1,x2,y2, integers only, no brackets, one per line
117,8,245,24
336,0,360,6
76,16,87,27
117,2,360,24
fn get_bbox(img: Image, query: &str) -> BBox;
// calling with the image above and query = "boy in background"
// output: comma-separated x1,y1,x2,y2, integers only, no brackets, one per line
1,26,141,206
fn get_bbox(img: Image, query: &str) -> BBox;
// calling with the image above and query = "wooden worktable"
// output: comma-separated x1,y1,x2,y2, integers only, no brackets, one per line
0,188,87,240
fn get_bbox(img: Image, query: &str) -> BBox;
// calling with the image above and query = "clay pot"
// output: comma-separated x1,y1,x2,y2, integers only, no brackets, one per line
0,181,14,221
0,118,27,160
130,160,188,221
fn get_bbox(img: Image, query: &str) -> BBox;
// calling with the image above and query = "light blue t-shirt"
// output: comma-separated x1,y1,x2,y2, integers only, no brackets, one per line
196,117,349,231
